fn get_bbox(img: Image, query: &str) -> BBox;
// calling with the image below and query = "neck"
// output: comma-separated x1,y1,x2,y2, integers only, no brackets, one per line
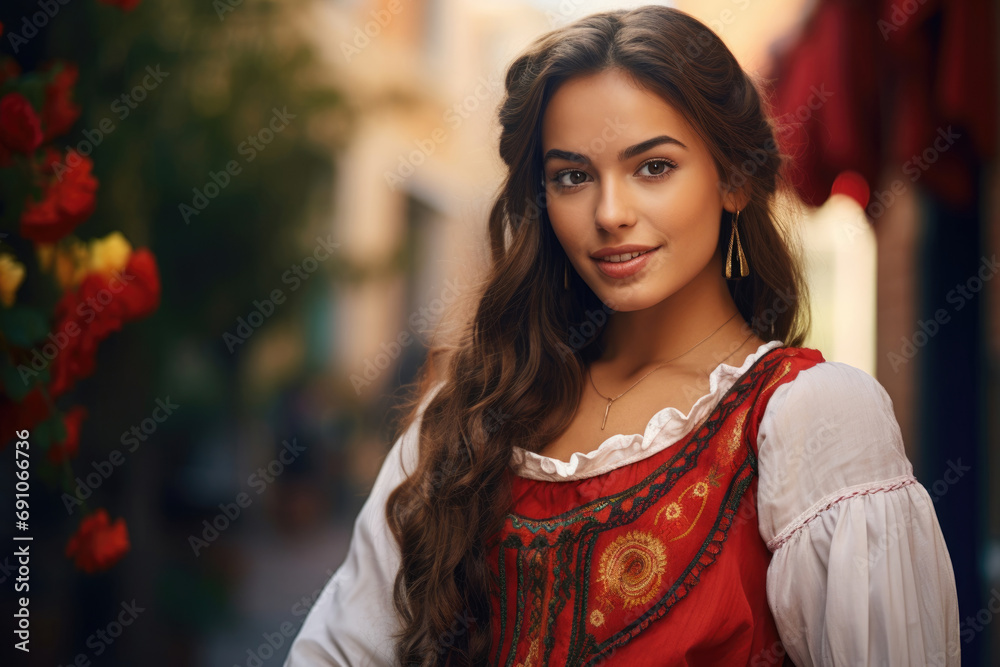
597,256,756,374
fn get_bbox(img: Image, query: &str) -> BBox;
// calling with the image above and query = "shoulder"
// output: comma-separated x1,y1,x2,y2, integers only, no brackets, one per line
342,379,448,571
763,357,903,444
755,360,916,542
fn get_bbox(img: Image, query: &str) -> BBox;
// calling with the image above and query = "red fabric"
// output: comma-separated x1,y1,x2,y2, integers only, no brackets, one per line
830,170,871,209
485,346,826,666
767,0,997,211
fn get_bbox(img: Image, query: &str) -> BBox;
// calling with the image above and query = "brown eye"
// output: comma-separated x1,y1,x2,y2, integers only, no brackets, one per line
637,159,677,178
555,170,590,187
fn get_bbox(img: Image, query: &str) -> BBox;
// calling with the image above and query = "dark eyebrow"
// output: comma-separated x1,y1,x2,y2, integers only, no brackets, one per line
543,134,688,165
618,135,688,160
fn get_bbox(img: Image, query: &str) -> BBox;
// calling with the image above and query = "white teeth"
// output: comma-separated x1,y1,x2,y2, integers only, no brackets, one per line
604,250,647,263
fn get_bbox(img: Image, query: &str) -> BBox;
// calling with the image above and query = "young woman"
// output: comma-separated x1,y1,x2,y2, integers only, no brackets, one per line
284,6,960,666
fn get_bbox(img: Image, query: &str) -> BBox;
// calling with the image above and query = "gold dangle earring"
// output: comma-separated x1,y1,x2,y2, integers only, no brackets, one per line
725,209,750,280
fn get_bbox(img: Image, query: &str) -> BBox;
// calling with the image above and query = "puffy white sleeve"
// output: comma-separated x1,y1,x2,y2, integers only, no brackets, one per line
283,381,445,667
756,361,961,667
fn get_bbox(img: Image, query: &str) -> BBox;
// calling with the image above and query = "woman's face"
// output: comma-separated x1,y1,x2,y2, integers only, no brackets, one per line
541,67,734,312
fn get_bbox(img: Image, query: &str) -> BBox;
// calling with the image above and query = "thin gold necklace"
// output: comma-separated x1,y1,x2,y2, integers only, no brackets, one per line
587,312,751,430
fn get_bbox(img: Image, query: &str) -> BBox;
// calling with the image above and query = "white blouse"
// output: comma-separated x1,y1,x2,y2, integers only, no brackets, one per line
283,340,961,666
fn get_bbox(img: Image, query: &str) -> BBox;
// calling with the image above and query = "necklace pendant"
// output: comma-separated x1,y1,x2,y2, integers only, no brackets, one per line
601,398,612,430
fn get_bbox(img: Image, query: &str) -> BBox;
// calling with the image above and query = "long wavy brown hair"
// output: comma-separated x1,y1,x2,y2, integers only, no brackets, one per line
383,6,811,665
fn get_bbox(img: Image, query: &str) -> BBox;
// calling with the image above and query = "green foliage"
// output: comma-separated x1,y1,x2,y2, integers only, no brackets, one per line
31,410,66,452
0,304,49,348
24,0,350,407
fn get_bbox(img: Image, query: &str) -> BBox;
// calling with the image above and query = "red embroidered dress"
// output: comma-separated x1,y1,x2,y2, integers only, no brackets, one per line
485,345,825,666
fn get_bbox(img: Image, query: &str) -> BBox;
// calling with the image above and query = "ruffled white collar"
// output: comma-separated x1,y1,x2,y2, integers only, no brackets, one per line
510,339,786,481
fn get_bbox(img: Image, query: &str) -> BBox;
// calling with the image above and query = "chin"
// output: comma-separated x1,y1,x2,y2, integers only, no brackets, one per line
595,290,659,313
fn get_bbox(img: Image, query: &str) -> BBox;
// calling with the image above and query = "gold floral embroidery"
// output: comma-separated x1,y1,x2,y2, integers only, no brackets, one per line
596,530,667,609
589,609,605,627
706,463,722,488
655,501,682,524
653,476,715,541
723,410,748,456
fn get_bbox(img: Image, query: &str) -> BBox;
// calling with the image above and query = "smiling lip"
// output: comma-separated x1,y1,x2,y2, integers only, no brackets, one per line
592,246,660,279
591,244,658,259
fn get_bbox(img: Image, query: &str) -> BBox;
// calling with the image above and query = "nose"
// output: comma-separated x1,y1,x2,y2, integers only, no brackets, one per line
594,176,637,231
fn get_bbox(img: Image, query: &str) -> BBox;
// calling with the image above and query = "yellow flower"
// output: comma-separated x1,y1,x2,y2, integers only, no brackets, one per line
0,254,25,307
54,239,90,291
48,232,134,291
35,243,55,272
89,231,132,274
693,482,709,497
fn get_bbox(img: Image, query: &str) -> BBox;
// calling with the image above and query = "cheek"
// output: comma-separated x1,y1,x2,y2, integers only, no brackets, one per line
638,199,707,245
547,204,585,247
640,176,721,240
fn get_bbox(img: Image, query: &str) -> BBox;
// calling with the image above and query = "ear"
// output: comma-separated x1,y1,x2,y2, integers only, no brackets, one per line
722,187,751,213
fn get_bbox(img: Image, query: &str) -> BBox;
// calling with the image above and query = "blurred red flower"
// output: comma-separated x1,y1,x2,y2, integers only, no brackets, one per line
0,58,21,87
0,93,43,154
65,508,129,573
47,406,88,464
41,62,82,141
97,0,142,11
20,149,98,243
0,389,50,441
48,249,160,397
